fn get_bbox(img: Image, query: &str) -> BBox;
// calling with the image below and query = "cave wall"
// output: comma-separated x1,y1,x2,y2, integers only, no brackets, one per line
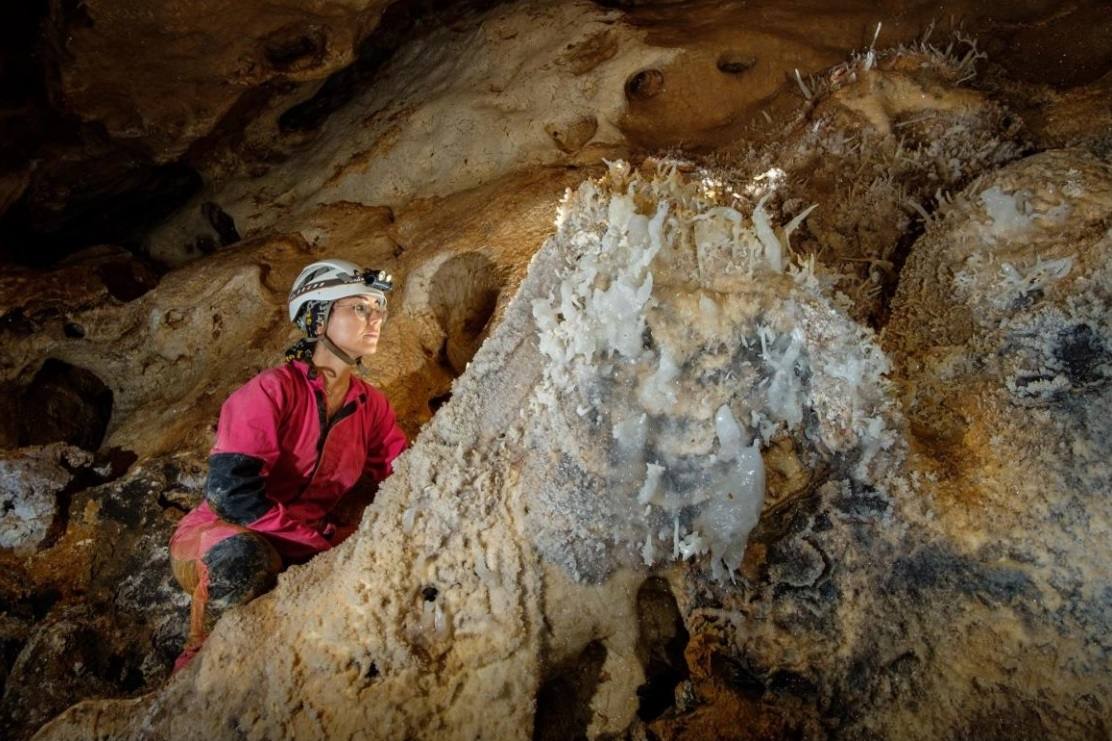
0,1,1110,740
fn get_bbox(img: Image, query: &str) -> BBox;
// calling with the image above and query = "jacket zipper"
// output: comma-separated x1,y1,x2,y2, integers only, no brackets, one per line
307,389,357,483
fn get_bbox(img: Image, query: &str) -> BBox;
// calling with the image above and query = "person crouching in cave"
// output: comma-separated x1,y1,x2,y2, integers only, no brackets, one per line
168,258,408,672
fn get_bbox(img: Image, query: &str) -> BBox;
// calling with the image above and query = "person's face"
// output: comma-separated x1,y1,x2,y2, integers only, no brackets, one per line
324,294,387,357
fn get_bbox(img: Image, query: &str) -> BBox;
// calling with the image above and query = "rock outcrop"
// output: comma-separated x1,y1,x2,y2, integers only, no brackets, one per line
44,0,399,162
32,70,1112,741
1,1,1111,740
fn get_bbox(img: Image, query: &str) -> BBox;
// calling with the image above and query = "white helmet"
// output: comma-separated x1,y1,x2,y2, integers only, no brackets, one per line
288,258,394,323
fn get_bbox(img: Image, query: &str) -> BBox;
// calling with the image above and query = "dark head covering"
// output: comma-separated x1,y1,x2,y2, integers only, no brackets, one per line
284,300,331,364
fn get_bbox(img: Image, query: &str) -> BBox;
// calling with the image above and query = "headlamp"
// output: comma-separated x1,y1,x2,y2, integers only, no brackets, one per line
361,269,394,292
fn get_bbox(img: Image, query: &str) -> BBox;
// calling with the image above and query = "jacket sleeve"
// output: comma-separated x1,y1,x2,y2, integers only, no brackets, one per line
364,393,407,485
205,372,331,554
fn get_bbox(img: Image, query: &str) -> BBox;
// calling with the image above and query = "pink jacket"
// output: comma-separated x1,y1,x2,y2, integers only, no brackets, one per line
175,360,407,560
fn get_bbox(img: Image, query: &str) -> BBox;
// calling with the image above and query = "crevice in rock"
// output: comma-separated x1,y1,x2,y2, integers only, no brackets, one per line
634,577,690,722
0,630,27,700
427,390,452,416
533,639,608,741
93,257,160,302
200,201,241,247
867,209,928,329
0,158,203,267
276,0,439,134
37,471,85,552
39,446,126,551
18,359,113,451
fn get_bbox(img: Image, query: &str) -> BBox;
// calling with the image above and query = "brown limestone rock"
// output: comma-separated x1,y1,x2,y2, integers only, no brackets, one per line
44,0,397,161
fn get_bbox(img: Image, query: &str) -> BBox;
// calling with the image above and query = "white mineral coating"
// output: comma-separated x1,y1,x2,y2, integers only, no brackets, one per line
0,445,91,553
873,147,1112,739
525,161,898,585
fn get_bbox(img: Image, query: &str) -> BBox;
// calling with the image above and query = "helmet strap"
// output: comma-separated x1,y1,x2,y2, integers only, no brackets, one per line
319,334,361,366
313,302,361,367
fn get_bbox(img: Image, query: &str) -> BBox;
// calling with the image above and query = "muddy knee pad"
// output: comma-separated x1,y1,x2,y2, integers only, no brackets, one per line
201,532,281,612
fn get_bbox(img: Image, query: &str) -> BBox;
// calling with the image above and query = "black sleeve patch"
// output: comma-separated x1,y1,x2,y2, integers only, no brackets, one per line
205,453,272,525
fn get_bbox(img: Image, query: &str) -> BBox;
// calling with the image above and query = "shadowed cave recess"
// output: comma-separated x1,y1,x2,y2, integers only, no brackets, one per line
1,0,1111,739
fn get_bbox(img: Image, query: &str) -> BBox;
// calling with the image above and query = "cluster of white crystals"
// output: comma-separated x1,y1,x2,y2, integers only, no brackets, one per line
525,160,897,582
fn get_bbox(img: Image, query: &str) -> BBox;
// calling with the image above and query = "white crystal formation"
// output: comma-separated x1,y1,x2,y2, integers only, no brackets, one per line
526,161,898,582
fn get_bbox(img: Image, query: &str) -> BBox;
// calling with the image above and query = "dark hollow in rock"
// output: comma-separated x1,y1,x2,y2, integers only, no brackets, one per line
533,640,608,741
634,576,690,721
429,252,501,376
277,0,423,134
886,542,1036,608
427,391,452,415
0,606,171,741
56,0,94,30
625,69,664,101
0,310,34,337
19,358,113,451
0,162,202,267
62,322,85,339
1055,323,1109,387
263,26,327,72
200,201,241,247
709,652,766,699
716,51,757,74
94,258,160,302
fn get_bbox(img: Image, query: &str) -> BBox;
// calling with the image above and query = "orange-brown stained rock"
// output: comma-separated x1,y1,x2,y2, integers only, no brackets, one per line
649,629,820,741
617,0,1112,152
44,0,395,161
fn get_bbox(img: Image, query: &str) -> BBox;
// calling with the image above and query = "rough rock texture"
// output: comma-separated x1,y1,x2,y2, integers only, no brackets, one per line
44,0,398,161
145,0,1085,266
0,445,91,552
31,69,1112,740
0,165,585,463
144,0,681,264
2,1,1112,740
0,454,203,741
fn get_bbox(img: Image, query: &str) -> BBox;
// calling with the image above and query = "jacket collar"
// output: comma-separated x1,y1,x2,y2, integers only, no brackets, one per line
289,359,367,405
